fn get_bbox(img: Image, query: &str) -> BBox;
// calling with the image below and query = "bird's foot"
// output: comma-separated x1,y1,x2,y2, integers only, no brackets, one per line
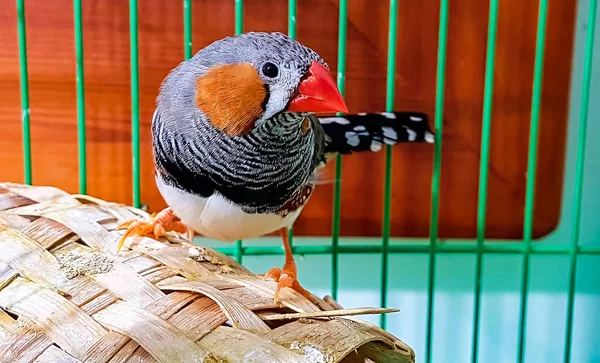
115,208,194,252
264,263,311,302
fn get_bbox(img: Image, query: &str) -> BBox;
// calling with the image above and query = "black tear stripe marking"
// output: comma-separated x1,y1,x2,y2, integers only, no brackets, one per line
261,83,270,111
318,111,434,155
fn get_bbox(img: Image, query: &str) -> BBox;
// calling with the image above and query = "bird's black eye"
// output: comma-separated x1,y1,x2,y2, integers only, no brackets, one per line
261,62,279,78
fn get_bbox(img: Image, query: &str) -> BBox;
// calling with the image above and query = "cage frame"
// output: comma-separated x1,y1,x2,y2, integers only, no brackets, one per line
11,0,599,362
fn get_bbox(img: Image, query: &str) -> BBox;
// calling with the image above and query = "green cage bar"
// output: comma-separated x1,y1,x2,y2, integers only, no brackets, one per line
473,0,500,362
215,243,600,257
74,0,87,194
380,0,399,329
517,0,549,361
331,0,348,300
425,0,449,360
288,0,296,40
233,0,244,263
129,0,141,208
16,0,32,185
287,0,297,249
184,0,192,60
564,0,597,361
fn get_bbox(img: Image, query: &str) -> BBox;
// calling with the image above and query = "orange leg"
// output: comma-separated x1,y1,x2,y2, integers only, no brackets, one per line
264,228,312,302
115,208,194,252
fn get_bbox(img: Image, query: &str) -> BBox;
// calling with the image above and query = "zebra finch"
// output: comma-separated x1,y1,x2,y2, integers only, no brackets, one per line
116,31,434,302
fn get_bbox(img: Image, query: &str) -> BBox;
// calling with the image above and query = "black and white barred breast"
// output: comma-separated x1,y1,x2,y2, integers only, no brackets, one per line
153,110,323,216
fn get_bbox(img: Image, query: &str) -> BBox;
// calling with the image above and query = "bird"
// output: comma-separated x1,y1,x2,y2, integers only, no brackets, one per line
116,31,434,302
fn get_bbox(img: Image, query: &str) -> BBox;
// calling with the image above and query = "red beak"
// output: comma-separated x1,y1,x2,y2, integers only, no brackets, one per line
287,61,349,113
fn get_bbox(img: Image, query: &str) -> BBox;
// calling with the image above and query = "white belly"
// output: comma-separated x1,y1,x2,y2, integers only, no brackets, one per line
156,177,303,242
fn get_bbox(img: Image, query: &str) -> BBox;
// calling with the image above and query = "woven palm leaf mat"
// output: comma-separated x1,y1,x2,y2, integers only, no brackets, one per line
0,182,414,363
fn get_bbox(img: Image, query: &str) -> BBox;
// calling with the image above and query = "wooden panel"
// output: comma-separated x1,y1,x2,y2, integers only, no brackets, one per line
0,0,576,239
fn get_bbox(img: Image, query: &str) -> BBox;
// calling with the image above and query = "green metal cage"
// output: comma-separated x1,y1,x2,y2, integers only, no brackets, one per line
12,0,600,362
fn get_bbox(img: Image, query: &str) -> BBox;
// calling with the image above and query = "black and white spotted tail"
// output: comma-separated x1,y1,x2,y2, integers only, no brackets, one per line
318,111,434,156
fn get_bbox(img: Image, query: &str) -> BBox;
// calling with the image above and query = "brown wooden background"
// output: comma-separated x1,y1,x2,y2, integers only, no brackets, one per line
0,0,576,239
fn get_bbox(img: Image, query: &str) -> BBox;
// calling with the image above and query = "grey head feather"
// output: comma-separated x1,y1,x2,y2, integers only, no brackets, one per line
157,31,327,127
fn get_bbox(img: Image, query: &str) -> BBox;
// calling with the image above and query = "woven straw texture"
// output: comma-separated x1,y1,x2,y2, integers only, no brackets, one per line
0,182,414,363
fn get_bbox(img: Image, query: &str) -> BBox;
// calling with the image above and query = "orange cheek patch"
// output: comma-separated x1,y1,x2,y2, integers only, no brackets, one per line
195,62,267,136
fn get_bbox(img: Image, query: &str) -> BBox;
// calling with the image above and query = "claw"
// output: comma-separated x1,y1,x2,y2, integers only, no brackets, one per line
114,208,194,253
153,223,166,239
263,228,313,302
274,274,295,302
187,228,195,241
264,266,282,282
116,220,152,252
264,264,311,302
116,220,134,230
